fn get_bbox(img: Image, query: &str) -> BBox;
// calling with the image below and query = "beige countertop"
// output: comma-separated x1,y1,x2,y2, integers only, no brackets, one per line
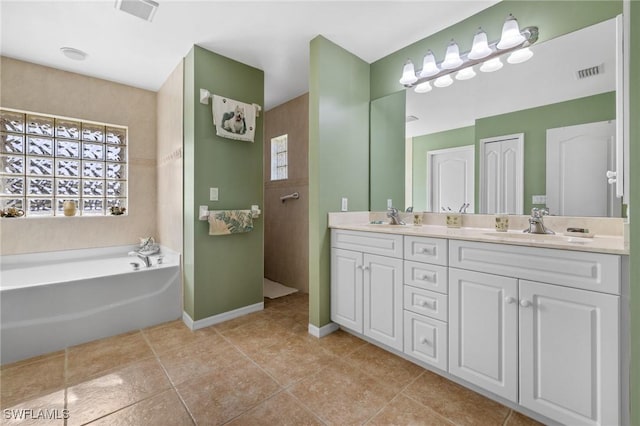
330,222,628,255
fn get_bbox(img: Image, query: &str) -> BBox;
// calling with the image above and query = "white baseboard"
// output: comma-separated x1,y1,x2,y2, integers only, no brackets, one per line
308,322,339,338
182,302,264,330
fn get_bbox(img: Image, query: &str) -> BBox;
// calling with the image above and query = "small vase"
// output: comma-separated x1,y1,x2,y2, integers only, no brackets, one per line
63,200,77,217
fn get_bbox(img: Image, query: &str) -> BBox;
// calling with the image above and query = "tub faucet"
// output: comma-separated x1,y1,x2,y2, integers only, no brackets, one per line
128,251,151,267
387,207,406,225
523,207,555,234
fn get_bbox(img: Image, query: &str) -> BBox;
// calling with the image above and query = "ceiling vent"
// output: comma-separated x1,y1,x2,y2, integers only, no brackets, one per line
406,115,419,123
576,64,604,80
115,0,159,22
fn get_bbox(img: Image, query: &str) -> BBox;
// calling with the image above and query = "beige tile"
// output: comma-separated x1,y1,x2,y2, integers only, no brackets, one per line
158,336,244,386
213,310,273,334
0,389,66,426
505,410,546,426
66,331,154,384
0,353,65,409
313,329,368,358
142,319,219,355
402,370,510,426
226,391,323,426
88,389,193,426
176,357,281,425
367,394,453,426
289,359,397,425
250,335,336,387
220,319,297,355
345,343,424,393
66,358,171,426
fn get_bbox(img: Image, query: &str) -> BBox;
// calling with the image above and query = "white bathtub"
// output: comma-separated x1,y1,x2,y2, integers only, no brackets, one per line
0,245,181,364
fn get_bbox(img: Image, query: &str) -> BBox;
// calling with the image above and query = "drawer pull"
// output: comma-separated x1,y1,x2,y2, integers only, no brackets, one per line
420,247,433,254
419,300,434,308
520,299,532,308
421,273,436,282
419,337,431,345
504,296,516,304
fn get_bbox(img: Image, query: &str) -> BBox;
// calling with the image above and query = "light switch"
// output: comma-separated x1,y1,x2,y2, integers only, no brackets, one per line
341,198,348,212
210,187,219,201
532,195,546,204
387,199,393,208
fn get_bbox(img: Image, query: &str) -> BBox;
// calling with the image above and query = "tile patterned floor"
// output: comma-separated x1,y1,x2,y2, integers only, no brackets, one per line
0,293,544,425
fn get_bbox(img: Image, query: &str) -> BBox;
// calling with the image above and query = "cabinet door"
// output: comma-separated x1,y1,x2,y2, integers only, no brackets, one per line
363,253,403,350
449,268,518,402
331,248,363,333
519,280,619,426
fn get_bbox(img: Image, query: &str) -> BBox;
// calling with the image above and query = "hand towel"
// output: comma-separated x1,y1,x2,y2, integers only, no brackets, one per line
212,95,256,142
208,210,254,235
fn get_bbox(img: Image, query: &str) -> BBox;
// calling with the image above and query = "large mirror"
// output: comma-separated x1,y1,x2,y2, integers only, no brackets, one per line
395,17,621,217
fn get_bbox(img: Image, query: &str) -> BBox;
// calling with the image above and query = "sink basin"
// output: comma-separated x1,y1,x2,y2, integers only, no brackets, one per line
483,231,592,244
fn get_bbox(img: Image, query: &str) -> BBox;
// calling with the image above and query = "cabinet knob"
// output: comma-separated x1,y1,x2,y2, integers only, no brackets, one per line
356,265,363,270
520,299,532,307
504,296,516,304
420,300,431,307
420,337,431,345
362,266,369,271
421,273,436,282
421,248,432,254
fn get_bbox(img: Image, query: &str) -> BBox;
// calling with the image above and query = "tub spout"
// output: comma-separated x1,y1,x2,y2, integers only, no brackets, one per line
128,251,151,267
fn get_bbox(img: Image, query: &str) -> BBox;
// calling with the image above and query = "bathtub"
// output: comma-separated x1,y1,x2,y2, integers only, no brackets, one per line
0,245,181,364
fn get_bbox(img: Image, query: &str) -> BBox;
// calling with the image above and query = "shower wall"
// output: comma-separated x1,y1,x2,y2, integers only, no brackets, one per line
264,94,309,293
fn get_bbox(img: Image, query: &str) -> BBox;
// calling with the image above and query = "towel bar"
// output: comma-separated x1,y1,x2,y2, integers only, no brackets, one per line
198,205,261,221
199,88,262,116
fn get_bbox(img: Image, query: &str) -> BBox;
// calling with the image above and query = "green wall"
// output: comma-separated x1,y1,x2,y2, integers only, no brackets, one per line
370,91,406,211
476,92,616,214
629,2,639,424
412,126,475,211
370,1,622,101
309,36,370,327
183,45,264,321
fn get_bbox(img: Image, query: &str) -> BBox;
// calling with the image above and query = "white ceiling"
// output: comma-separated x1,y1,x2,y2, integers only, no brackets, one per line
0,0,499,110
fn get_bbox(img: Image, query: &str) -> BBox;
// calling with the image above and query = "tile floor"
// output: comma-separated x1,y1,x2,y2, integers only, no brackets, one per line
0,293,543,425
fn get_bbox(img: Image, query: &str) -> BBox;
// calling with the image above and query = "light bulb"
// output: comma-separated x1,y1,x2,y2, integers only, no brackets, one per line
507,47,534,64
497,14,525,50
455,67,476,81
480,57,503,72
399,60,418,85
434,74,454,88
414,81,433,93
419,50,440,78
441,40,463,69
468,28,493,60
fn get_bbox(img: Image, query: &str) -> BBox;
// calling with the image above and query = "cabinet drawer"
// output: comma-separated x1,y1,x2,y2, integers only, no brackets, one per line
449,240,621,295
404,236,447,265
332,229,403,258
404,261,448,294
404,286,447,321
404,311,447,371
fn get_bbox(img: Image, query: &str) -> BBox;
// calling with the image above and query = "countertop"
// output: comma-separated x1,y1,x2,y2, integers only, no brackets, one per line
330,223,628,255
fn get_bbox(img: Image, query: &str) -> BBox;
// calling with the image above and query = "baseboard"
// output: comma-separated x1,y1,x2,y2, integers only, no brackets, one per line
308,322,339,338
182,302,264,330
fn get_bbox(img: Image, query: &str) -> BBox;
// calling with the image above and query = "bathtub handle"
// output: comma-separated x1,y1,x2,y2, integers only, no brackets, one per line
130,262,140,271
157,256,164,265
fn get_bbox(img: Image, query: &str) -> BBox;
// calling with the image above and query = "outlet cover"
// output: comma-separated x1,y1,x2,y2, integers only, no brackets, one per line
532,195,546,204
210,187,219,201
387,199,393,208
341,198,348,212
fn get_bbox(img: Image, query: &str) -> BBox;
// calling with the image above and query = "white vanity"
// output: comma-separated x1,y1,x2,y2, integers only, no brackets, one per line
329,213,628,426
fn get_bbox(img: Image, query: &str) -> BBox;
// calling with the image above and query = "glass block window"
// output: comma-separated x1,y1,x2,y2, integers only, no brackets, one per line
270,134,288,181
0,108,127,217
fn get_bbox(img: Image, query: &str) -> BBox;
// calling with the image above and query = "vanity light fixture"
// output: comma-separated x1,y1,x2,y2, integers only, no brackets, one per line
399,14,538,93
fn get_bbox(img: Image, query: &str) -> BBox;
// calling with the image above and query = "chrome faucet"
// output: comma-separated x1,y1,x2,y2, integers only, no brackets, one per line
128,251,152,267
387,207,406,225
523,207,555,234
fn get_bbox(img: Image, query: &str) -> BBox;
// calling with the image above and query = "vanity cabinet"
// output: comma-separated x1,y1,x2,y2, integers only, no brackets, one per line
331,230,404,350
448,240,620,426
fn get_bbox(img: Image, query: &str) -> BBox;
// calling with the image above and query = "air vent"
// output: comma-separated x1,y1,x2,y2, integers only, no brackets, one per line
406,115,419,123
576,64,604,79
115,0,159,22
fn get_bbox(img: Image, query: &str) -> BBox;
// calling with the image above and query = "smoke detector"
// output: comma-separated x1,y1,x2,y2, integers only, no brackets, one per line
576,64,604,80
115,0,159,22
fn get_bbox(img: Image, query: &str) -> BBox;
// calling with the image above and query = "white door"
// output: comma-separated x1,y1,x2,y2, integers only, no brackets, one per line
363,253,403,350
546,121,619,217
427,146,474,213
449,268,518,402
519,280,619,426
330,248,363,333
480,134,524,214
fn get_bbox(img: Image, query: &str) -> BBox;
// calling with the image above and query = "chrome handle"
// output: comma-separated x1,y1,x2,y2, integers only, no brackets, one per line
520,299,532,308
505,296,516,304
